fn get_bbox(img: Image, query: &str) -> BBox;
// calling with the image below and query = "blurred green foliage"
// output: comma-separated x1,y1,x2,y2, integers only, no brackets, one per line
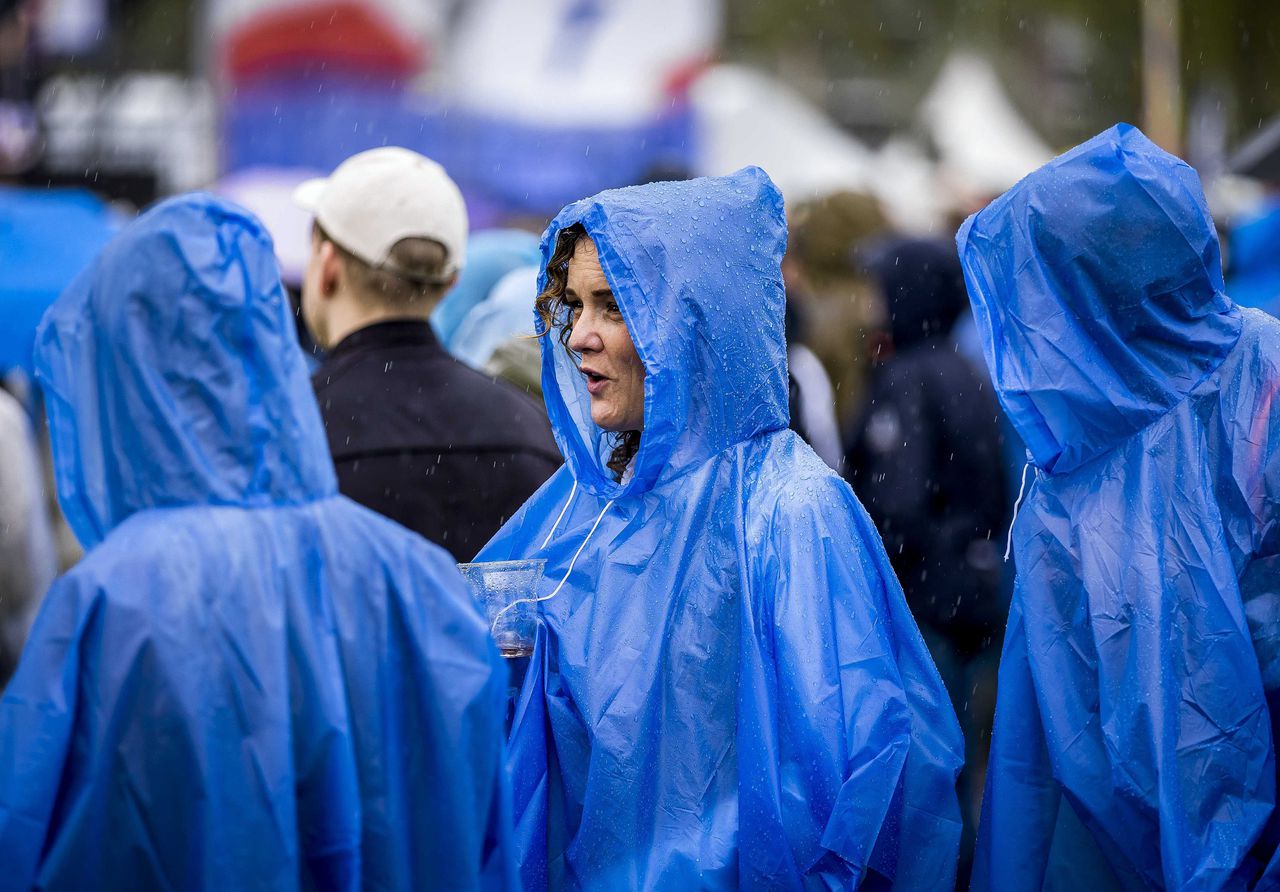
726,0,1279,151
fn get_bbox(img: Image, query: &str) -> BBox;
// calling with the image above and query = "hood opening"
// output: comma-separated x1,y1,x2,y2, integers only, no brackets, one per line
535,167,791,499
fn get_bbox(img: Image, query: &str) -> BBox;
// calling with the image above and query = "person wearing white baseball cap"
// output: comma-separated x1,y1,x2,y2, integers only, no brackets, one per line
293,146,469,345
296,147,560,560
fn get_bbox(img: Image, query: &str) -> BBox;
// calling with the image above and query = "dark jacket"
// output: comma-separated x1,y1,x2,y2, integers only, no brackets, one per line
313,319,561,560
844,239,1007,650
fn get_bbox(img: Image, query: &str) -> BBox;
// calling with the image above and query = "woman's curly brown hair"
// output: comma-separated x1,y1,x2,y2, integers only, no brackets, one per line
535,223,642,483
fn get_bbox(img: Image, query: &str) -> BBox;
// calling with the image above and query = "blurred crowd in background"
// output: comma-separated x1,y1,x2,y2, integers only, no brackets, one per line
0,1,1278,886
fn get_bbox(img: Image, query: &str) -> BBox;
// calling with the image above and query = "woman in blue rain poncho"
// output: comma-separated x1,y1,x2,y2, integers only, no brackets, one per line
478,167,963,890
961,124,1280,891
0,193,515,890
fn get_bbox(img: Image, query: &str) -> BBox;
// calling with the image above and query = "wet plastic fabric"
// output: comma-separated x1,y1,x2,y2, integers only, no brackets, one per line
433,228,543,352
479,167,963,890
959,124,1280,891
0,194,516,890
450,265,541,368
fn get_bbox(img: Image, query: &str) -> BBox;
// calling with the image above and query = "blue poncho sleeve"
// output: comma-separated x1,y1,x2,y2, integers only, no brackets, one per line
744,470,963,890
0,574,81,891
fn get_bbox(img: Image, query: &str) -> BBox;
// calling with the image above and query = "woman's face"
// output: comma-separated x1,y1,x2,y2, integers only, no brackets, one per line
564,236,646,433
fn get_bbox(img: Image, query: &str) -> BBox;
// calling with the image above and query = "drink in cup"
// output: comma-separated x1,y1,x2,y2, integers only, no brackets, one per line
457,559,546,658
458,559,546,728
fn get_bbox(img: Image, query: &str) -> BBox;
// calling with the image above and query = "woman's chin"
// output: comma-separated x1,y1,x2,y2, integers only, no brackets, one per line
594,419,636,435
590,402,642,434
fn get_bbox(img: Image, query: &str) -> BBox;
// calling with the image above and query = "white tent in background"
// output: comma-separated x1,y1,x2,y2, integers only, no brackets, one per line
920,52,1054,198
689,64,947,232
689,64,874,202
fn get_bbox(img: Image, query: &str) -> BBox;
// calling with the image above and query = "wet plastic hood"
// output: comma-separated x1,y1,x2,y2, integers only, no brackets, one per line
34,192,337,548
956,123,1241,474
536,165,791,498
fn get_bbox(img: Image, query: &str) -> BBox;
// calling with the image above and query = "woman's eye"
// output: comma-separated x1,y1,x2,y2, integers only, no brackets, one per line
606,302,622,315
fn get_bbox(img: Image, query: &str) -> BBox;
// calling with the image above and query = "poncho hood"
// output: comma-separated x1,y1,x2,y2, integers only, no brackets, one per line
956,123,1241,475
34,192,336,549
537,165,790,498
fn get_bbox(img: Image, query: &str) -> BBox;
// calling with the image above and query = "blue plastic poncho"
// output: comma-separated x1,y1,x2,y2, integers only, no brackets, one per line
432,228,543,352
449,266,541,368
479,167,963,890
959,124,1280,891
0,193,516,890
0,187,119,375
1227,199,1280,317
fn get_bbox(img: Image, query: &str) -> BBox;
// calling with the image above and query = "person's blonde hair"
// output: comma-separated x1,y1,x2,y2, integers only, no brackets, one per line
316,222,452,308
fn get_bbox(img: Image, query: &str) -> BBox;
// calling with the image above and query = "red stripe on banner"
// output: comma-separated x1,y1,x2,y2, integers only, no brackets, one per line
222,1,425,84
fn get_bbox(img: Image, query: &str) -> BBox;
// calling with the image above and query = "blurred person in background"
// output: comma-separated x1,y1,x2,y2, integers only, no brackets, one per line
433,227,542,354
0,0,39,178
455,264,546,396
432,231,545,396
782,263,843,470
297,148,560,561
480,168,963,890
1225,117,1280,316
963,124,1280,891
0,193,515,888
842,235,1008,887
785,190,890,422
1227,200,1280,314
0,383,54,689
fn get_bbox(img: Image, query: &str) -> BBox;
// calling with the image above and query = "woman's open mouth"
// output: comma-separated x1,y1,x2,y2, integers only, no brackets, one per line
581,366,609,396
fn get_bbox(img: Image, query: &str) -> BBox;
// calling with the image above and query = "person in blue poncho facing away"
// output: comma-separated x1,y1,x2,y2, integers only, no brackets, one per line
0,193,516,891
960,123,1280,891
1227,198,1280,317
477,166,964,890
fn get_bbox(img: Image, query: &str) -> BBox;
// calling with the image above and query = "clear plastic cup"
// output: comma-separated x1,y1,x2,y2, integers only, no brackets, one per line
457,559,546,658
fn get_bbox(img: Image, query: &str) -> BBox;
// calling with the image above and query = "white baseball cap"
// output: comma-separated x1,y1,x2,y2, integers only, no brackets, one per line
293,147,468,280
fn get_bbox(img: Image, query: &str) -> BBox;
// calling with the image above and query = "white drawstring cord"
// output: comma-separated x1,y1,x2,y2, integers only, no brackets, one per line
541,481,578,549
491,490,613,635
1004,461,1034,562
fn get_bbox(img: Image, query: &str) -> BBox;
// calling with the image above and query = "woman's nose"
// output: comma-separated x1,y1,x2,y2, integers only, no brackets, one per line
568,315,603,353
